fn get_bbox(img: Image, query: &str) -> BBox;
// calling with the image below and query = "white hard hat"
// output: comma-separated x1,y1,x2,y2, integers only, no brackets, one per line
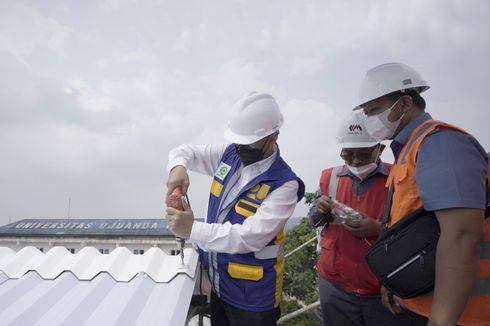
353,62,430,110
336,112,380,148
224,92,284,145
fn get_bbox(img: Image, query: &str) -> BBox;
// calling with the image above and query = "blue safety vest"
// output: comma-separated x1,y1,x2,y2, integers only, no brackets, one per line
201,144,304,311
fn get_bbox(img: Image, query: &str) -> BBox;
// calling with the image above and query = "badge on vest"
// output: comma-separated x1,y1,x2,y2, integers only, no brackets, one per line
215,162,232,181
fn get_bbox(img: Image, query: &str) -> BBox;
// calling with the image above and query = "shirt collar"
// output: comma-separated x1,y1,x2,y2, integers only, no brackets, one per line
392,112,432,146
390,112,432,160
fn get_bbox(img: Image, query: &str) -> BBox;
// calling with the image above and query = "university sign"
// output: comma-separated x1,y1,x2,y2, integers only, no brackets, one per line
0,219,172,237
14,221,159,230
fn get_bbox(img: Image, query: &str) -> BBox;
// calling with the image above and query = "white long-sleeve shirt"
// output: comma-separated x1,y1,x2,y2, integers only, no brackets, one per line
167,143,299,254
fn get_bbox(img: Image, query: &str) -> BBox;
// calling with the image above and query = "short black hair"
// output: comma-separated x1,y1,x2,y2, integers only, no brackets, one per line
386,89,426,110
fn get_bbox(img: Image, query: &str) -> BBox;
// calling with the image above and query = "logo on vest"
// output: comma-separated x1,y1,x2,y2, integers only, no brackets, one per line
215,162,231,180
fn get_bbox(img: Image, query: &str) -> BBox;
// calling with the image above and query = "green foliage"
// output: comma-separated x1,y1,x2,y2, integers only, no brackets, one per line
280,192,322,325
283,218,319,304
303,191,317,205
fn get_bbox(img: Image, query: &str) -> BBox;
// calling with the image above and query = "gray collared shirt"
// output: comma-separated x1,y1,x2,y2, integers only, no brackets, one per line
390,112,487,211
308,162,390,225
337,162,390,196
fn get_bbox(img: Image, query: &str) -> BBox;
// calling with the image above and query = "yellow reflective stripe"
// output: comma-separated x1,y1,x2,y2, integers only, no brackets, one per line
274,255,284,307
210,180,223,197
235,199,260,217
250,184,261,192
257,184,271,200
227,262,263,281
275,229,285,245
247,193,257,200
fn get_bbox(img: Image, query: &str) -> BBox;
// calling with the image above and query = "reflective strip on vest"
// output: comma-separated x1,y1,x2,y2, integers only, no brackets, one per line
254,244,284,260
328,166,342,201
211,202,235,297
328,166,345,225
400,121,438,164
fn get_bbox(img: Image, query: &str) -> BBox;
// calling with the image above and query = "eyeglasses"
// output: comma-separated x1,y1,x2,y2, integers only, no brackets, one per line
340,148,377,162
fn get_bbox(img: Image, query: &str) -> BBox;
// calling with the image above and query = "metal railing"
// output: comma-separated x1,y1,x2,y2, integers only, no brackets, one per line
279,234,321,324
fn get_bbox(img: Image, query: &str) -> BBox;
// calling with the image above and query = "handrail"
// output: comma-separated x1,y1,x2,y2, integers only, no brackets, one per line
284,235,317,258
278,300,320,323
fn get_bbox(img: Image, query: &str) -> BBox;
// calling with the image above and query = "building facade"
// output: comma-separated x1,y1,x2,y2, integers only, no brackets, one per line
0,218,187,255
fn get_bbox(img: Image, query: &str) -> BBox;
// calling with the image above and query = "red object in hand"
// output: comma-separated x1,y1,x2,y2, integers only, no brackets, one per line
167,187,184,211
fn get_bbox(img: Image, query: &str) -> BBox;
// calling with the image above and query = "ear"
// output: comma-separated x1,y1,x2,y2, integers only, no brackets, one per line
399,95,413,113
269,132,278,143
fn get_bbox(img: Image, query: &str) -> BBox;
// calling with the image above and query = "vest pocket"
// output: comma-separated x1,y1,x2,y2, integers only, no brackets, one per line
235,199,260,217
228,262,264,281
320,238,338,275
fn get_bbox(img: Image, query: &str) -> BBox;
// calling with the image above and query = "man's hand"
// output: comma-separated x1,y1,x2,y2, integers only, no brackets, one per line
342,215,381,237
166,165,190,198
380,286,402,315
166,196,194,239
316,195,334,214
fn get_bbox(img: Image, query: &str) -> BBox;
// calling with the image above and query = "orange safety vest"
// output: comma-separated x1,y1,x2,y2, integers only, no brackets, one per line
387,119,490,326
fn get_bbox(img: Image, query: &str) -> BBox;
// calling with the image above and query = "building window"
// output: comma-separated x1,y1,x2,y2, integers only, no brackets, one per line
171,250,181,256
38,247,44,253
99,249,109,254
133,249,144,255
67,248,76,254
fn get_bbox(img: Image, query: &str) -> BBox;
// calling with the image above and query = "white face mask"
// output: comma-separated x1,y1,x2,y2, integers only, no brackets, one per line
347,162,378,180
364,98,403,141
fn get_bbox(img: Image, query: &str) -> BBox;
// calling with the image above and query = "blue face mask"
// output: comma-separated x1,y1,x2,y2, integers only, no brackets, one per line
235,144,264,166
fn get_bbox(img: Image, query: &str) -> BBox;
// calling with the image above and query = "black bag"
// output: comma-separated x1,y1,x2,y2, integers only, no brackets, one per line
366,208,440,299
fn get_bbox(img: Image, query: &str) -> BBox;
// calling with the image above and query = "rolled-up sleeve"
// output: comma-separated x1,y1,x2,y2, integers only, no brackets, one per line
189,180,299,253
167,143,228,176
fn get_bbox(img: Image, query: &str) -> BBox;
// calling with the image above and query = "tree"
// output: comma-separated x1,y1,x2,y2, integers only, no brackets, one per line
281,191,321,325
283,218,318,304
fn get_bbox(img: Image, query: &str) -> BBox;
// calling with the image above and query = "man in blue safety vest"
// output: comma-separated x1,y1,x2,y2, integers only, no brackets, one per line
165,92,304,326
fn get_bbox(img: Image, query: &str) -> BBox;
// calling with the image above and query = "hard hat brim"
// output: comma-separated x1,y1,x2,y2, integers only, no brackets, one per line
352,85,430,111
223,127,268,145
338,141,380,149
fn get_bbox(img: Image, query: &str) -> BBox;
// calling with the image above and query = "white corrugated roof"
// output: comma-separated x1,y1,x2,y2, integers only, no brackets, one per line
0,246,200,326
0,246,197,282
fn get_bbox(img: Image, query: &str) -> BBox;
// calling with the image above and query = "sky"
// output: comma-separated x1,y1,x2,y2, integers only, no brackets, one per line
1,0,489,226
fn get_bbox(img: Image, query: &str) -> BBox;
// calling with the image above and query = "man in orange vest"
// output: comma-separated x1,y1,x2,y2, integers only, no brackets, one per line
308,112,426,325
355,62,489,326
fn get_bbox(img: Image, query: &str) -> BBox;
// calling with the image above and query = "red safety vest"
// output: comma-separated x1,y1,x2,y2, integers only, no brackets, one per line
317,164,391,294
387,119,490,325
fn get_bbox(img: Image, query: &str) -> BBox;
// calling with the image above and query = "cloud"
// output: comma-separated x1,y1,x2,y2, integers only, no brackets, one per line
1,0,489,225
275,0,490,60
289,55,326,75
173,28,192,55
0,3,72,64
203,59,280,98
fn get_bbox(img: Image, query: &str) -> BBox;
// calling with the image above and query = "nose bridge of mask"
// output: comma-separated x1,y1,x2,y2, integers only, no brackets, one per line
363,97,404,141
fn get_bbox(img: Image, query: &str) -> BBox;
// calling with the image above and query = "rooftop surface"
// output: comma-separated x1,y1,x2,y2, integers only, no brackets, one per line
0,246,199,326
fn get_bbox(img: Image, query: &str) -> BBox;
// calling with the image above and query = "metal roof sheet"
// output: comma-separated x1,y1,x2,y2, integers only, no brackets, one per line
0,246,197,282
0,246,200,326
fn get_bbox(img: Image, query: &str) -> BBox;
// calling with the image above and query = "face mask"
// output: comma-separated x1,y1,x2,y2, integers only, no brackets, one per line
347,163,378,180
364,98,403,141
235,144,264,166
